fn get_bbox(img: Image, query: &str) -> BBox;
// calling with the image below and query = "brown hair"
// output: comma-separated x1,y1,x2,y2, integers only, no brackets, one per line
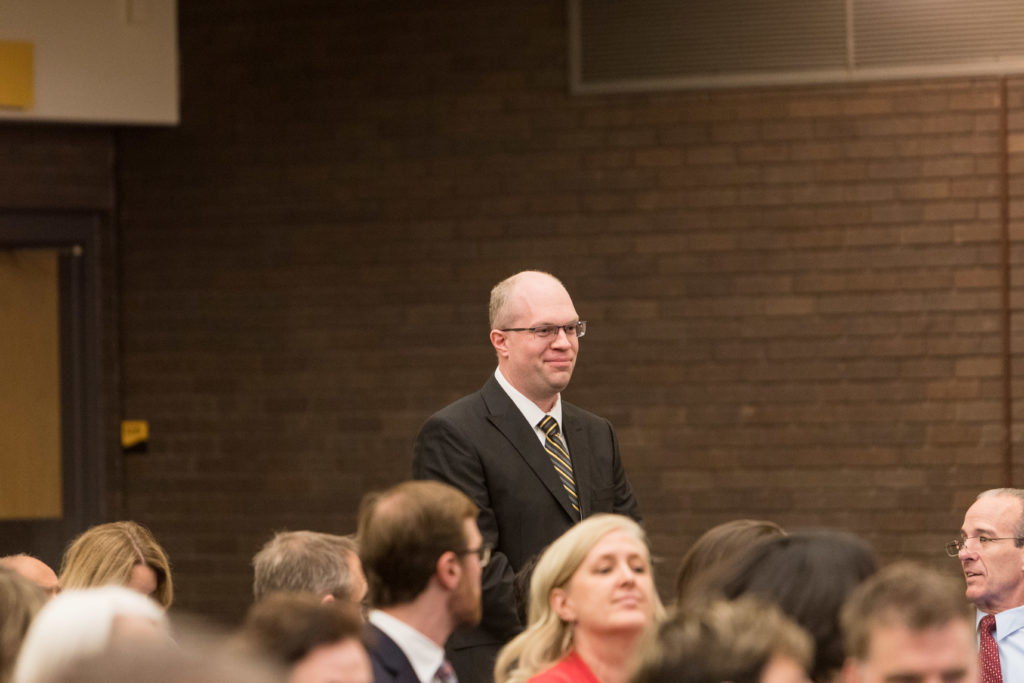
841,561,972,660
357,480,477,607
674,519,785,606
239,591,363,665
633,596,812,683
60,521,173,608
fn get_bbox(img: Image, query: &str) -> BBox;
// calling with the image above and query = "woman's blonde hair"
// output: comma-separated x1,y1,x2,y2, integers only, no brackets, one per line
494,514,665,683
59,521,173,608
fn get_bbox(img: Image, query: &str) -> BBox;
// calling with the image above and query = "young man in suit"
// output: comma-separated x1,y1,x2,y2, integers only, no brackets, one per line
358,480,487,683
413,271,641,683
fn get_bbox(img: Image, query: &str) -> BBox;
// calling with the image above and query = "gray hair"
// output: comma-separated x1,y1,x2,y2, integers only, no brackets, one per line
976,488,1024,542
252,531,358,601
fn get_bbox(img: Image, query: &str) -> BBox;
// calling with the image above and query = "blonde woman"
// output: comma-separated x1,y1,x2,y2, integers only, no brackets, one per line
59,521,173,608
494,514,664,683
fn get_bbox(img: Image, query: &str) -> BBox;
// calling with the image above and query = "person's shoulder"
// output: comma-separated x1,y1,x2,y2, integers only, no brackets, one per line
421,378,501,423
364,625,417,682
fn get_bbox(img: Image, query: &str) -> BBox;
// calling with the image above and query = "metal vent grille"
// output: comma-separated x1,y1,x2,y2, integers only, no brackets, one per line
571,0,1024,93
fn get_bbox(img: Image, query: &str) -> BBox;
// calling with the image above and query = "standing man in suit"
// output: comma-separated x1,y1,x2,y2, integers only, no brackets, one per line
413,270,641,683
358,480,487,683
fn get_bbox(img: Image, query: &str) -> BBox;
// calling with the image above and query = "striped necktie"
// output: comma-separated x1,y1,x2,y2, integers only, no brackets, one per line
980,614,1003,683
538,415,580,519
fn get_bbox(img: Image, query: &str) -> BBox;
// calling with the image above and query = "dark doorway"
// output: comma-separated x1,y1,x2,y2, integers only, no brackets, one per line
0,213,106,571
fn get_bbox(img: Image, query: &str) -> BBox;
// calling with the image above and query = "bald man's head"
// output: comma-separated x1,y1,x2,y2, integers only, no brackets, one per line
0,554,60,597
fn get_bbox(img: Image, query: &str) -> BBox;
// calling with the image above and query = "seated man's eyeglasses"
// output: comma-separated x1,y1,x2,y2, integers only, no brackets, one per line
945,535,1024,557
460,544,493,567
500,321,587,339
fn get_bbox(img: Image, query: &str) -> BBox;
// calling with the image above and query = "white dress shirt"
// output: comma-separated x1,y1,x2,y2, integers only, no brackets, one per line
369,610,445,683
494,367,565,450
977,604,1024,680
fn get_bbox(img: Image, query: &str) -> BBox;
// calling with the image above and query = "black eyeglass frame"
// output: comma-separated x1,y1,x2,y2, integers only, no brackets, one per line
945,535,1024,557
499,321,587,339
460,543,493,567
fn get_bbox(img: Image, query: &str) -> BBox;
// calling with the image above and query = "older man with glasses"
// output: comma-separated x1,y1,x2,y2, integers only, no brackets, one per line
949,488,1024,683
412,270,641,683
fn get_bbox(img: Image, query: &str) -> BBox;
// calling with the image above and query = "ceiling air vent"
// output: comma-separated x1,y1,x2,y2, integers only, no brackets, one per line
570,0,1024,93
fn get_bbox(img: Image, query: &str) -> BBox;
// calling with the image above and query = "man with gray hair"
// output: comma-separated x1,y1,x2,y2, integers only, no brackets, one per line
252,531,367,611
950,488,1024,682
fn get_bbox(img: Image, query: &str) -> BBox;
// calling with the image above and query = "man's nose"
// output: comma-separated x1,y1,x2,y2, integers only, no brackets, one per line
551,327,571,347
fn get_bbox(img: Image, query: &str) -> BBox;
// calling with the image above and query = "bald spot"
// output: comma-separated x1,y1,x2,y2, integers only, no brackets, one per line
0,554,60,596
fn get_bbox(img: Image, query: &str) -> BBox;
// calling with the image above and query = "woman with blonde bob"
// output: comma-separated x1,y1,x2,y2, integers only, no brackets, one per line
59,521,173,609
494,514,664,683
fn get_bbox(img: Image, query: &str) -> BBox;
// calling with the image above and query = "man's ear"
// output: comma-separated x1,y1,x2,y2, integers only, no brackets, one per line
437,551,463,591
490,329,510,359
550,587,575,623
320,594,336,604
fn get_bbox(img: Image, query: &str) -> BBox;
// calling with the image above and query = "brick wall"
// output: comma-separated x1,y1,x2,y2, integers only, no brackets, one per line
108,2,1024,621
0,124,121,529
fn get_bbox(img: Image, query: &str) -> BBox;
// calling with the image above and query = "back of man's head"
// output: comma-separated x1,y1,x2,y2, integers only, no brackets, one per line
0,554,60,597
252,531,359,602
357,480,477,608
841,562,974,681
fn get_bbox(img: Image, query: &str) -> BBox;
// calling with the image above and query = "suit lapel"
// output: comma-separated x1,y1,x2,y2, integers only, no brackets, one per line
366,624,418,683
480,377,578,522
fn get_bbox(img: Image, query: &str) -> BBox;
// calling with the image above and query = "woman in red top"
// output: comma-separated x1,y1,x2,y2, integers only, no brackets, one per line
494,515,664,683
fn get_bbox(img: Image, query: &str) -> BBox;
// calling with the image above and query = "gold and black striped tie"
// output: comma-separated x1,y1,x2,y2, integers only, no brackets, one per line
538,415,580,519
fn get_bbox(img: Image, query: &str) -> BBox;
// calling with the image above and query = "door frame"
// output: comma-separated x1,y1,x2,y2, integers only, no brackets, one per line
0,211,107,568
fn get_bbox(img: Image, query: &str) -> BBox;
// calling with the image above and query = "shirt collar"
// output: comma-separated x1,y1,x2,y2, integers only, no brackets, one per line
368,610,445,683
494,367,562,429
977,604,1024,640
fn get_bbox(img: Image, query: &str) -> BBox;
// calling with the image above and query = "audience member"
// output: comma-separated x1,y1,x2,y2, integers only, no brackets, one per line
841,562,976,683
59,520,173,608
413,270,641,683
633,596,812,683
702,530,878,683
44,616,285,683
11,586,170,683
358,480,486,683
253,531,367,610
673,519,785,606
0,568,46,683
0,556,60,599
494,514,664,683
239,591,371,683
950,487,1024,682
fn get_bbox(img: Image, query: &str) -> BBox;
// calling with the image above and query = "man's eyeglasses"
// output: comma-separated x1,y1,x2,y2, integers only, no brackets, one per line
500,321,587,340
460,544,493,567
945,535,1024,557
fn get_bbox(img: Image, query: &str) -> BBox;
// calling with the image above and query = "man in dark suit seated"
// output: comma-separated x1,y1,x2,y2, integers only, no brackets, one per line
358,480,487,683
413,270,641,683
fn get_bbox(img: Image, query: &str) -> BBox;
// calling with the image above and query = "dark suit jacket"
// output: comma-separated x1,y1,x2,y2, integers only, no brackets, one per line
412,375,641,651
365,623,421,683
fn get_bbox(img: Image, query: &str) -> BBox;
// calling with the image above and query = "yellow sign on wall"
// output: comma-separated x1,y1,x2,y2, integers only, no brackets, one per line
0,41,33,109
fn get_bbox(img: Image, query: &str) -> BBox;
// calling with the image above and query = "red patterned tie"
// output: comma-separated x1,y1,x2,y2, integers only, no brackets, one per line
980,614,1003,683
